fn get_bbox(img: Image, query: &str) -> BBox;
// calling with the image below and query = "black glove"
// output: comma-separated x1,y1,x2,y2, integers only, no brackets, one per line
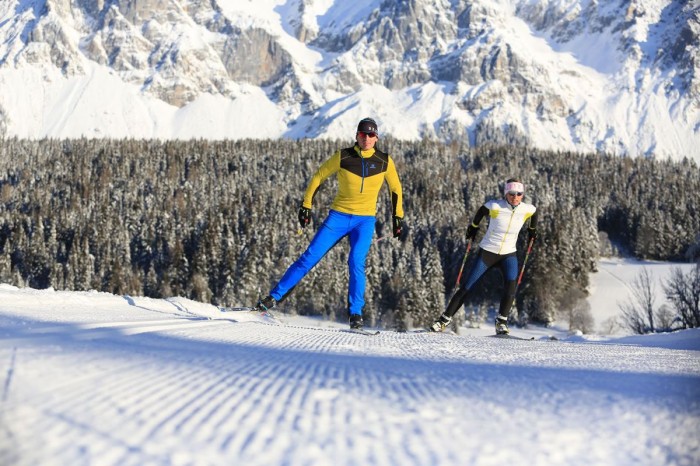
298,206,311,228
466,224,479,240
528,228,538,241
392,216,403,239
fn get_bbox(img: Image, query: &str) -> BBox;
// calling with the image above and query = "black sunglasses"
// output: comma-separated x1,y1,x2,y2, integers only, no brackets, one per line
507,191,523,196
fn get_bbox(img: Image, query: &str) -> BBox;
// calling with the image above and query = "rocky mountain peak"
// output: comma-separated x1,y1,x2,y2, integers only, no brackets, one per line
0,0,697,160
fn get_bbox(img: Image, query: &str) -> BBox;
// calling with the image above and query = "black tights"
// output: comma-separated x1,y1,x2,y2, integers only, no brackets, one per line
443,250,518,319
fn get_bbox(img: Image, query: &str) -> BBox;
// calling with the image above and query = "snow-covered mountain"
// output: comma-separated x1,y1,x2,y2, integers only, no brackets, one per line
0,0,698,160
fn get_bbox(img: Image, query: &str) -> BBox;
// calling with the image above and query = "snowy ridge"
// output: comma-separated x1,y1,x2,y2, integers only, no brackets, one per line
0,0,697,160
1,283,699,465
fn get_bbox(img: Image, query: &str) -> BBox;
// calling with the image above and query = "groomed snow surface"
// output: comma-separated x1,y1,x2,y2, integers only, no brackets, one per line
0,259,699,466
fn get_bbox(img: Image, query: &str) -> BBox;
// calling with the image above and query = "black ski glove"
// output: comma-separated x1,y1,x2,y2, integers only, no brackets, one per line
392,216,403,239
466,224,479,240
528,228,538,242
298,206,311,228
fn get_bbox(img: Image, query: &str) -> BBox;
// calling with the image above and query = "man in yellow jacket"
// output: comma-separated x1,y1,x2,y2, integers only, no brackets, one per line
254,118,404,330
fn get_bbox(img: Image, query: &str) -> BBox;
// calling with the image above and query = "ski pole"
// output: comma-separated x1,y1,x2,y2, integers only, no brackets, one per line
455,239,472,289
516,237,535,287
507,237,536,318
508,238,535,316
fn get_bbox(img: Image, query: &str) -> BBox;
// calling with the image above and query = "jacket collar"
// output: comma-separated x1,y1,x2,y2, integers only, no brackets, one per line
354,144,376,158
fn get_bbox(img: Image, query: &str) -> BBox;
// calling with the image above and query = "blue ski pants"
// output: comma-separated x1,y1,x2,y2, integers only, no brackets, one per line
271,210,376,316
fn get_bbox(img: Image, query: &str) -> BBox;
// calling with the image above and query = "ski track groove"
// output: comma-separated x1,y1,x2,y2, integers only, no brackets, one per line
2,347,16,402
209,367,277,455
164,371,240,438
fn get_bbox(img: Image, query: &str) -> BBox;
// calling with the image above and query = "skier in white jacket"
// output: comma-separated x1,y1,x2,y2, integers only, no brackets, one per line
430,179,539,335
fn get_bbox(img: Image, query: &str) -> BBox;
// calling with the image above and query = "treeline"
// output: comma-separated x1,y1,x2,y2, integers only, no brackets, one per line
0,137,698,329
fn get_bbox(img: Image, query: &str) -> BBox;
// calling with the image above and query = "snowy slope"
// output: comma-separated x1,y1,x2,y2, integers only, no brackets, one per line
1,276,699,465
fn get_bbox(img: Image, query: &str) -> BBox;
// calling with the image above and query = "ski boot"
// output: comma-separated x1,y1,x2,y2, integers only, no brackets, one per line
429,314,452,332
495,315,510,335
254,295,276,314
349,313,364,330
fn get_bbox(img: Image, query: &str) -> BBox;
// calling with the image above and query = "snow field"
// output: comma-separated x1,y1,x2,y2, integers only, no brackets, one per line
0,284,698,465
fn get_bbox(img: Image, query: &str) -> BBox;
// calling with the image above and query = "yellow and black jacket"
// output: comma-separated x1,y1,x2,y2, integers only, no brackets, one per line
302,145,403,218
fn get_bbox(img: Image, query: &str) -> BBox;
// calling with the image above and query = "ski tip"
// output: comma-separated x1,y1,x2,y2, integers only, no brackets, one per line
219,306,255,312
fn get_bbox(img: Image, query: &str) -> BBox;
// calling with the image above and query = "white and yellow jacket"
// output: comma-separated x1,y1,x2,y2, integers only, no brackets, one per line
475,199,537,255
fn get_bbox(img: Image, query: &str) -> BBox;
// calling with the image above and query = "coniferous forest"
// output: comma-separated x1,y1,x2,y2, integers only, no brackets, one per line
1,138,698,330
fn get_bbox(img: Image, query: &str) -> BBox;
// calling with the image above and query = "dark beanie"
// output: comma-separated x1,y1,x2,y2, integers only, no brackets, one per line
357,118,378,135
